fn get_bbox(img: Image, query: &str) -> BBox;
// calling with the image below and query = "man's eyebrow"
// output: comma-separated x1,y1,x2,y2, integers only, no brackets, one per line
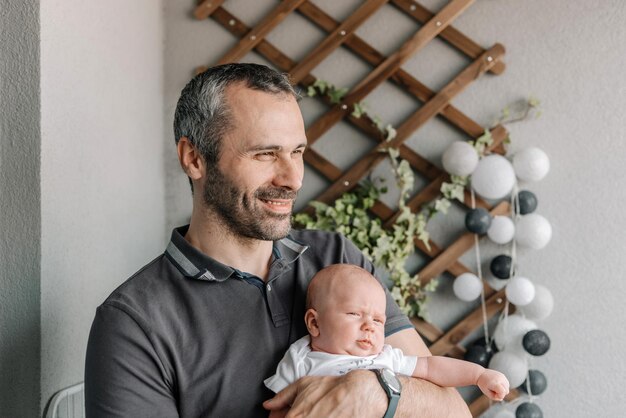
247,143,307,152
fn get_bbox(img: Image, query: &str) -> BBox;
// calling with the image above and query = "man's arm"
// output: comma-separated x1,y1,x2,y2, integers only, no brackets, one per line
85,304,178,418
264,328,472,418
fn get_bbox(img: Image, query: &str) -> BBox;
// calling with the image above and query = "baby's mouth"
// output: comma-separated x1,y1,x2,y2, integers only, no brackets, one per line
357,339,373,349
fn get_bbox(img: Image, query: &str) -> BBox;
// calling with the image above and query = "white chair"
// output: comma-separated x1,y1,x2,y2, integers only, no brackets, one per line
45,382,84,418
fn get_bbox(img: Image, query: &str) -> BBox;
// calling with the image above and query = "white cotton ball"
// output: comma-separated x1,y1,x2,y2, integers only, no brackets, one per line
493,314,537,352
442,141,479,176
506,276,536,307
471,155,516,199
515,213,552,249
517,284,554,320
487,216,516,244
513,147,550,182
453,272,483,302
489,351,528,388
493,409,516,418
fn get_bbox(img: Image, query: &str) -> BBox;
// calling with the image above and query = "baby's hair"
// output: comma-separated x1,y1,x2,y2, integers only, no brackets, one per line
306,264,383,310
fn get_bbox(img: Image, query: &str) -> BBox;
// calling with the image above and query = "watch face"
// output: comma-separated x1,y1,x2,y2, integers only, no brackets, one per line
382,368,402,393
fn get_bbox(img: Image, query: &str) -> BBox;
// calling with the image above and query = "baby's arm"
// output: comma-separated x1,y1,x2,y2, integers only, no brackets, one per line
413,356,509,401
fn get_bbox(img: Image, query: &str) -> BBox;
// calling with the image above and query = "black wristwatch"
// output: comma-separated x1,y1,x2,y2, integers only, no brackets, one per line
373,368,402,418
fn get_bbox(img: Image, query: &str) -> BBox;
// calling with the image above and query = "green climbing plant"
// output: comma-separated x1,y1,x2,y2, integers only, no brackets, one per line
297,79,540,319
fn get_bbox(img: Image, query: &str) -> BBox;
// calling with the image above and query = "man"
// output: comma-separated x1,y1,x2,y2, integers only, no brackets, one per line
85,63,471,417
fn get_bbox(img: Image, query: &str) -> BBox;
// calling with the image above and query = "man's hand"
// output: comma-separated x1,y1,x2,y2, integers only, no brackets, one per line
263,370,387,418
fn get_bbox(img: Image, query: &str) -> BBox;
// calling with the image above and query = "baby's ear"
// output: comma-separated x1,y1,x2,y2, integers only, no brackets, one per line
304,308,320,337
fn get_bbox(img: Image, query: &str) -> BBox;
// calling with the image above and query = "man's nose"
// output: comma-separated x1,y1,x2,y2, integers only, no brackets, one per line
274,157,303,191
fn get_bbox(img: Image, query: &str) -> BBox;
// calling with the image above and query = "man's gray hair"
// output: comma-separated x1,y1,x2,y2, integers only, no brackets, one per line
173,63,298,165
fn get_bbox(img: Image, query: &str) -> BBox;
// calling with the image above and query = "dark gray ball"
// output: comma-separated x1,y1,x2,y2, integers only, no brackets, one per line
517,190,538,214
516,402,543,418
523,329,551,356
490,255,513,279
464,344,492,368
465,208,492,234
519,369,548,395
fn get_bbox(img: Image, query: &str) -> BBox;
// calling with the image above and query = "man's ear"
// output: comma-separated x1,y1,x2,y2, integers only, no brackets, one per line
304,308,321,337
177,137,205,181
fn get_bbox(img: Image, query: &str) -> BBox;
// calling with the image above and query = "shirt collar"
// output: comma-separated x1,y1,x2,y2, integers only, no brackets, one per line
165,225,308,282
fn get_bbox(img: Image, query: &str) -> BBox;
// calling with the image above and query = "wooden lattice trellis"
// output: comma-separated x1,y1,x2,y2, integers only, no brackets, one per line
194,0,520,414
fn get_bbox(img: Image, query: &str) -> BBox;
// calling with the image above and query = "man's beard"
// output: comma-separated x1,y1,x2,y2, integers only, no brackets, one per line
202,165,297,241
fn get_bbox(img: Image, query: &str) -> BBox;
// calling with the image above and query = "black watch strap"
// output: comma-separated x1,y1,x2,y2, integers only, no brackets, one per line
373,369,402,418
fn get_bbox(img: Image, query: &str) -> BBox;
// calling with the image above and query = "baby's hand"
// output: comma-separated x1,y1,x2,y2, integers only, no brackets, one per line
477,369,510,401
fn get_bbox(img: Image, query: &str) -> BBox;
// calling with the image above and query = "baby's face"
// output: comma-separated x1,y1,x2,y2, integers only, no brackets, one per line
309,275,386,357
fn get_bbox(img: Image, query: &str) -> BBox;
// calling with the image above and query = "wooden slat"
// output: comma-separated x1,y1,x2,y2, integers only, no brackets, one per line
417,201,510,285
391,0,505,75
205,5,506,204
289,0,389,83
194,0,225,20
216,0,307,65
470,389,520,417
297,1,486,139
428,289,507,355
305,0,476,145
310,43,504,206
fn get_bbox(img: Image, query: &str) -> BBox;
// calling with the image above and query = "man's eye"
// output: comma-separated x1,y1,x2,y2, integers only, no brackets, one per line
256,152,275,160
374,318,384,324
348,312,359,317
292,148,305,155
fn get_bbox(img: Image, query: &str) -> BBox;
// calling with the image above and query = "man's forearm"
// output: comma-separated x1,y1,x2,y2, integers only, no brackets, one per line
395,376,471,418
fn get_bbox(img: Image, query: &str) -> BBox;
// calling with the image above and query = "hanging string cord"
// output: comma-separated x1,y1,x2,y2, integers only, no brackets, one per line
470,188,492,350
511,182,534,402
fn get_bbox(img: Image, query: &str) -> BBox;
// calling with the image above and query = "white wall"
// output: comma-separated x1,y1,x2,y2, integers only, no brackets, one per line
163,0,626,416
40,0,166,410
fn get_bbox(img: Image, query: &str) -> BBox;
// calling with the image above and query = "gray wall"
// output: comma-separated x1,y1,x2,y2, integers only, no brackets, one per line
0,1,41,416
164,0,626,417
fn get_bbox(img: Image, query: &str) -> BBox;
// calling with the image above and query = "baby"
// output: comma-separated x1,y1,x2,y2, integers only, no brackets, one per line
265,264,509,402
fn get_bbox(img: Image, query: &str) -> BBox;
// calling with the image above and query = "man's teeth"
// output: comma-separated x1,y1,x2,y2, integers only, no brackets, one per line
264,200,289,206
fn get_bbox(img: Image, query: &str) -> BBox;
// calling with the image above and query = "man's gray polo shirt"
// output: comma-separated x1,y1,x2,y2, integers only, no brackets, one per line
85,226,413,418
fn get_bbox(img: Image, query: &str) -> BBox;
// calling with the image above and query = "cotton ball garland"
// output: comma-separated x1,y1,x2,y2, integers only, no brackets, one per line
517,285,554,320
490,255,513,279
489,351,528,388
513,147,550,182
519,369,548,395
515,402,543,418
488,215,515,244
494,409,516,418
493,314,537,351
523,330,551,356
442,141,479,176
515,214,552,249
453,272,483,301
464,344,492,368
465,208,492,234
471,155,516,199
516,190,538,214
506,276,536,306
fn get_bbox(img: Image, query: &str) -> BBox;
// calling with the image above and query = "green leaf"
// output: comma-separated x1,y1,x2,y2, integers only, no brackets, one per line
434,198,451,214
351,101,367,118
313,79,329,94
384,124,397,141
329,87,348,104
306,85,317,97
